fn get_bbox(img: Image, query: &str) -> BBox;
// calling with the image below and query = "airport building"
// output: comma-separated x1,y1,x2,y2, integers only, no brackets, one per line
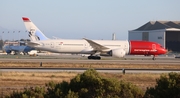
128,21,180,52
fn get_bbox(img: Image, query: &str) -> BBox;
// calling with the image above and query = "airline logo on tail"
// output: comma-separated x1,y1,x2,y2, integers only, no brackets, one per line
22,17,48,41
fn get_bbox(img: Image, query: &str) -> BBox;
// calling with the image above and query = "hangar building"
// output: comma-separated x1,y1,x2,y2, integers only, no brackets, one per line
128,21,180,52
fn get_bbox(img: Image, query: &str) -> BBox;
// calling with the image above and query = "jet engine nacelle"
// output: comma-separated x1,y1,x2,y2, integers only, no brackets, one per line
5,50,11,54
109,49,126,58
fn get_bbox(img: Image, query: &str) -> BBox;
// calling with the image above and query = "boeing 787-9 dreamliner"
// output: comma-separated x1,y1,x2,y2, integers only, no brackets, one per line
22,17,167,60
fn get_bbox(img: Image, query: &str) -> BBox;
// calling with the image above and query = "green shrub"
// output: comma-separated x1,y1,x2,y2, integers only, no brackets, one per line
46,69,144,98
6,86,45,98
144,72,180,98
7,69,144,98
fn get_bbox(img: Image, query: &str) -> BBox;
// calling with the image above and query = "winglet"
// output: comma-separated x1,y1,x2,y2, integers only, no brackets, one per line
22,17,31,22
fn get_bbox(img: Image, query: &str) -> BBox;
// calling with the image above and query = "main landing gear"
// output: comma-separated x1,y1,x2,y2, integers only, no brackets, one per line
88,56,101,60
152,55,156,60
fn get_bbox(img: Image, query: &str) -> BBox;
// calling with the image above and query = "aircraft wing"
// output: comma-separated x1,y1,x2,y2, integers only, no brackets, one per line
83,38,109,51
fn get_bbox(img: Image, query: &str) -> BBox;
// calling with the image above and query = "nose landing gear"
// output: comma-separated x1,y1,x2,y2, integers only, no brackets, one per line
152,55,156,60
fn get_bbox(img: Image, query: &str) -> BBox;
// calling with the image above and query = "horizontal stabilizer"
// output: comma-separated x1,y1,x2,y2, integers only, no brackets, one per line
26,41,40,46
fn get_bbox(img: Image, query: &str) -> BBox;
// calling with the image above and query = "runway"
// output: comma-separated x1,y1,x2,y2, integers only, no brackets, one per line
0,54,178,64
0,58,180,64
0,54,180,73
1,68,180,73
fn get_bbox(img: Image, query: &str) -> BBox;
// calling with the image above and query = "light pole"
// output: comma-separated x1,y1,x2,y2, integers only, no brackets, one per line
25,30,28,40
13,31,15,41
18,31,20,41
2,31,4,41
8,31,9,41
1,31,4,50
18,31,20,43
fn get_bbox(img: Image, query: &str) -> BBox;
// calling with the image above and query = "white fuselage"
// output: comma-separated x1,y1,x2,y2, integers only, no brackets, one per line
30,39,130,55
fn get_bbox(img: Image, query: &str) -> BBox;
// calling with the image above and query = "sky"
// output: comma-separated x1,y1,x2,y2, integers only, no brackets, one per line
0,0,180,40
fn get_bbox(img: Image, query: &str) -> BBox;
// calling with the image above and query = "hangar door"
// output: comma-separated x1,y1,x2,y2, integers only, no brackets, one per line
166,31,180,52
142,32,149,41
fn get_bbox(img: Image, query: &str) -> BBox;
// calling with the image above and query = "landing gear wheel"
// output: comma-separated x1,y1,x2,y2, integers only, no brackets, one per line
88,56,92,59
87,56,101,60
152,56,156,60
96,56,101,60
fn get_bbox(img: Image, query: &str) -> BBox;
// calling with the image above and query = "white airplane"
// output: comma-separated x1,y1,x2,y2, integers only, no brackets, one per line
22,17,167,60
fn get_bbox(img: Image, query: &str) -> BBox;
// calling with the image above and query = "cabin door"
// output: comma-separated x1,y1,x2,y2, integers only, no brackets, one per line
152,44,156,50
51,42,54,48
55,42,62,49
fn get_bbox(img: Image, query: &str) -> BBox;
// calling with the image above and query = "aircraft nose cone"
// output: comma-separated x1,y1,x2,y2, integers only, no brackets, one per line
158,48,167,55
163,49,168,54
